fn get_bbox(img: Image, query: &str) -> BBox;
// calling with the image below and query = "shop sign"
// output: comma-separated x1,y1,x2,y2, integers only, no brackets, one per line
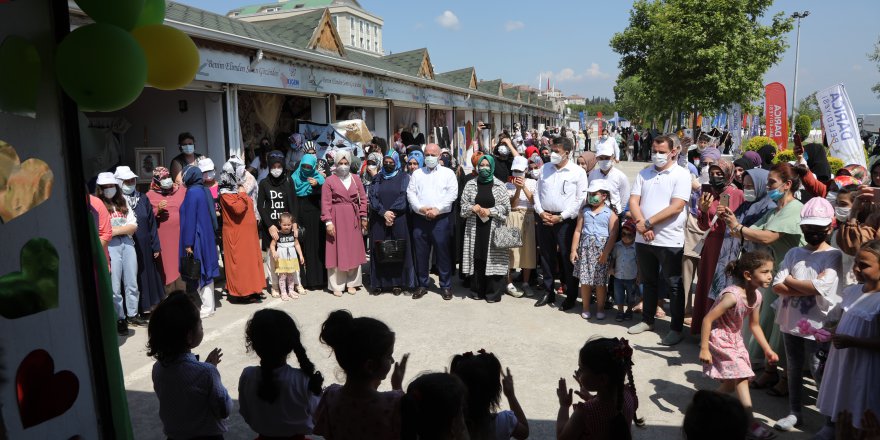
196,48,304,90
381,80,423,103
424,89,452,106
472,98,489,110
314,70,377,97
452,94,468,108
489,101,502,112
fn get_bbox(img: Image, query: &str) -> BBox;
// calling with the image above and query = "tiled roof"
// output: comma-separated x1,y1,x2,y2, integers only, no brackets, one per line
382,49,430,78
255,8,325,48
435,67,477,89
230,0,364,16
477,79,502,96
502,87,520,101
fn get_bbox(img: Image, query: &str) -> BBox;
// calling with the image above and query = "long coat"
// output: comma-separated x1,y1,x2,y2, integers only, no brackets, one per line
219,193,266,296
460,178,510,276
180,183,220,288
368,172,415,289
321,175,367,271
147,187,186,285
130,192,164,311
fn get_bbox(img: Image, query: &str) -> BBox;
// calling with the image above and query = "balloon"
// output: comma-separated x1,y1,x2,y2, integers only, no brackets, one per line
0,36,41,116
55,24,146,112
135,0,166,27
74,0,145,31
131,24,199,91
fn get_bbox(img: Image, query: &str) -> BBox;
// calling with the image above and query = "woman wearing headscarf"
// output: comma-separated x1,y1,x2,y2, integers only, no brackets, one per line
798,143,834,199
757,144,777,170
406,150,424,174
456,151,484,286
732,157,755,189
368,151,415,295
690,158,744,335
291,152,326,290
147,166,187,293
321,150,368,296
116,166,164,316
460,155,511,303
218,157,265,303
179,166,220,318
576,151,598,176
743,151,763,169
257,151,298,297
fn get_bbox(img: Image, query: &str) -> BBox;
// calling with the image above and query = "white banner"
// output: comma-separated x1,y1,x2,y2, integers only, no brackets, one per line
730,104,742,156
817,83,865,167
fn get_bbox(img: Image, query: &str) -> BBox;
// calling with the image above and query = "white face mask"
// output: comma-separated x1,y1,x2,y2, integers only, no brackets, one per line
335,165,350,177
121,184,135,195
531,169,541,179
270,168,283,178
181,144,194,155
652,152,669,168
103,187,117,199
424,155,439,169
835,206,850,222
512,171,525,178
549,152,563,165
598,160,612,171
160,178,173,189
743,189,757,202
203,171,215,181
367,165,378,172
826,192,838,205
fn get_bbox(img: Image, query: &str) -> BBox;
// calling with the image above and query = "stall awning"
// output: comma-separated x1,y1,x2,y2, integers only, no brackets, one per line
336,97,388,108
428,104,453,111
392,100,426,109
238,84,326,98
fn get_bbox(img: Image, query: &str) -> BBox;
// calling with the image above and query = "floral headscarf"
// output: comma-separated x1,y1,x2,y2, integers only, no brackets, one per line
709,158,735,186
151,166,176,194
218,157,246,195
838,164,867,183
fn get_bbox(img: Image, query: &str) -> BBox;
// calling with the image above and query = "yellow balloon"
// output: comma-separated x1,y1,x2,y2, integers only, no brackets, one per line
131,24,199,90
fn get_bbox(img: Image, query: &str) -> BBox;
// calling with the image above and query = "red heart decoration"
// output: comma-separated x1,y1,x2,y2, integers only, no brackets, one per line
15,349,79,428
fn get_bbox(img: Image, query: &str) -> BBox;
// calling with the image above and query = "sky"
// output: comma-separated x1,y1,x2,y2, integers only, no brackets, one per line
182,0,880,114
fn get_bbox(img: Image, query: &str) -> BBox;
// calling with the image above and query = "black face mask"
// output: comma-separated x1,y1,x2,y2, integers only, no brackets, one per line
709,175,726,189
541,155,551,163
803,230,829,246
383,163,395,173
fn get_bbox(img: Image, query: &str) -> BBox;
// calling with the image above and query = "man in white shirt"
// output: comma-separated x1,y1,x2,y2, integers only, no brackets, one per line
533,137,588,310
589,142,630,214
596,128,620,162
627,135,692,346
407,143,459,300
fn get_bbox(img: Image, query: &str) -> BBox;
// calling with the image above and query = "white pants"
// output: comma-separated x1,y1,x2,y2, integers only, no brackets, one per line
328,266,362,292
192,281,215,318
262,250,279,294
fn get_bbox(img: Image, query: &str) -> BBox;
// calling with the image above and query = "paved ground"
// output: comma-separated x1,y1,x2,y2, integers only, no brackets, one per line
121,159,822,439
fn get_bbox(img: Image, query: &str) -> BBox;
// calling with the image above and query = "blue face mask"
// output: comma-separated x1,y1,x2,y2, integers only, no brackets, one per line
767,188,784,201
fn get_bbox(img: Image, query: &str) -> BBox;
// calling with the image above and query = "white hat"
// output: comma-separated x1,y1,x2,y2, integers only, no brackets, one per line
198,158,215,172
596,142,614,157
96,172,117,186
114,165,137,181
511,156,528,172
587,179,610,193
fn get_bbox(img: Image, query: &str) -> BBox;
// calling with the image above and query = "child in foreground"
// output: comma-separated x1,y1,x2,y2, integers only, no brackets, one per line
314,309,409,440
270,212,306,300
699,250,779,439
148,291,231,439
449,350,529,439
682,390,749,440
400,372,468,440
238,309,323,438
556,337,643,440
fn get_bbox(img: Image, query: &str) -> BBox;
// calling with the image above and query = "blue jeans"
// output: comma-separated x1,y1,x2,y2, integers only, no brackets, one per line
614,278,638,307
782,332,827,416
109,236,139,319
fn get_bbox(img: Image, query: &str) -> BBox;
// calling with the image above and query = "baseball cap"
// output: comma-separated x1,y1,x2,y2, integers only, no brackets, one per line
596,143,614,157
800,197,834,227
198,158,215,172
587,179,610,194
96,172,117,186
114,165,137,181
511,156,528,172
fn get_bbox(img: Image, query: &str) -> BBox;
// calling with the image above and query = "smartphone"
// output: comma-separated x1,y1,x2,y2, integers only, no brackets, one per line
701,183,712,193
720,193,731,208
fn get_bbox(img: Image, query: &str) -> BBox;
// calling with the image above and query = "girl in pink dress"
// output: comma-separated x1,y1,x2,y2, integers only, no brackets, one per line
699,250,779,439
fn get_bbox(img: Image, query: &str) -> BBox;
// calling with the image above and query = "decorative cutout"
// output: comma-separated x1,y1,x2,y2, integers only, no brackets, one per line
16,349,79,428
0,140,53,223
0,238,59,319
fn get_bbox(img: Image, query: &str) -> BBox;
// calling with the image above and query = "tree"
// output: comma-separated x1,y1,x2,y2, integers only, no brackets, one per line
610,0,793,128
871,36,880,97
795,92,821,125
614,74,654,124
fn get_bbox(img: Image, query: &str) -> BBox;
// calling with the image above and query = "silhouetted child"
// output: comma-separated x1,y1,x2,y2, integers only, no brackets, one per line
148,291,231,439
556,337,643,440
401,372,468,440
314,310,409,440
450,350,529,439
682,390,748,440
238,309,324,437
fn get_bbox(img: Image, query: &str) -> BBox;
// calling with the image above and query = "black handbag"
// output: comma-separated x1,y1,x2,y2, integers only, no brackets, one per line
374,226,406,264
180,254,201,281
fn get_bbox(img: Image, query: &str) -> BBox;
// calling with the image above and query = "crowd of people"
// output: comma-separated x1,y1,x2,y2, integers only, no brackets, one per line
89,122,880,439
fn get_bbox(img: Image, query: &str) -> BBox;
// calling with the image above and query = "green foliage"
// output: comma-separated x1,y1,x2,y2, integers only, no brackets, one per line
796,93,821,124
610,0,793,120
772,150,795,164
744,136,777,152
613,74,653,123
795,115,812,138
871,36,880,97
828,156,844,175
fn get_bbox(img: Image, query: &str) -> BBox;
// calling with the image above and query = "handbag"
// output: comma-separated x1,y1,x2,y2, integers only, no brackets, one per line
180,254,201,281
374,230,407,264
492,225,523,249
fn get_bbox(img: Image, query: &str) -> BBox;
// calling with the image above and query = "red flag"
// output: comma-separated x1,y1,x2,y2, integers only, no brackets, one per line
765,82,788,150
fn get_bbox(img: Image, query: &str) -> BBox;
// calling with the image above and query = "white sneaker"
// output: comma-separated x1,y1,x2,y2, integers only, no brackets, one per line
506,283,523,298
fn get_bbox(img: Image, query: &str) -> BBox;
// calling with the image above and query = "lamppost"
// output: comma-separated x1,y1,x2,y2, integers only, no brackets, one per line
790,10,810,129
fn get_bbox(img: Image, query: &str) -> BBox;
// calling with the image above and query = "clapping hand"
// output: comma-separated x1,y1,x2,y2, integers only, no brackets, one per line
204,348,223,366
391,353,409,391
557,378,573,407
502,368,516,399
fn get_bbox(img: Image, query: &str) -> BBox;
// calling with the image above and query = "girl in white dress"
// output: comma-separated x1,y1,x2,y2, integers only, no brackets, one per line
814,239,880,439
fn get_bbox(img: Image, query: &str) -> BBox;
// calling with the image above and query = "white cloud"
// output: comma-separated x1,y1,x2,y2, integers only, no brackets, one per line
436,10,460,30
414,22,424,30
538,64,612,84
585,63,611,79
853,64,864,72
505,20,525,32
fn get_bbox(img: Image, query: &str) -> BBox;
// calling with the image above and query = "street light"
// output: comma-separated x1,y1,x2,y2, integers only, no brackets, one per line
790,10,810,129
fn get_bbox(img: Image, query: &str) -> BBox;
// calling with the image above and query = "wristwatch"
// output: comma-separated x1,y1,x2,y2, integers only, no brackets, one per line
644,219,653,230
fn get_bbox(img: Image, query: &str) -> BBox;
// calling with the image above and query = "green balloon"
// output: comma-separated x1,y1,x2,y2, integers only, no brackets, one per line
135,0,166,27
55,23,147,112
74,0,145,31
0,36,41,116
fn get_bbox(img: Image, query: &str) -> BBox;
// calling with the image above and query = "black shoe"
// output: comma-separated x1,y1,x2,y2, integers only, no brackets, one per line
392,288,402,296
559,299,577,311
461,277,471,288
371,288,382,296
485,296,501,304
117,319,129,336
127,315,148,327
442,289,453,301
535,294,556,307
412,287,428,300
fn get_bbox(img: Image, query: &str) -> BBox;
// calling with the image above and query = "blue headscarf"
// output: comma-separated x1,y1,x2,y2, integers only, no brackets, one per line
738,168,775,226
292,154,324,197
381,150,402,180
182,165,204,187
407,150,424,169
